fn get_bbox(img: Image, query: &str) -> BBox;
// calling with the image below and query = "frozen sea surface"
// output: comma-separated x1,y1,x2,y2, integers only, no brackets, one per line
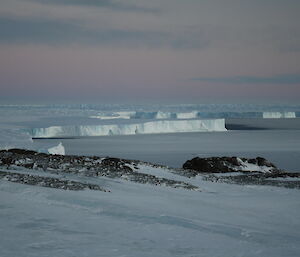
0,104,299,170
33,129,300,171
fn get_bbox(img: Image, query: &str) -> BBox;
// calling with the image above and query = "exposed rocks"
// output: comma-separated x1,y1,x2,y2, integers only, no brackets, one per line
1,148,39,155
1,149,299,191
203,171,300,189
182,156,278,174
0,149,198,191
0,170,108,191
179,156,300,189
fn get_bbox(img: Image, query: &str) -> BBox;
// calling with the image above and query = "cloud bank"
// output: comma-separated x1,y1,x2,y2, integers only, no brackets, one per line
0,0,300,103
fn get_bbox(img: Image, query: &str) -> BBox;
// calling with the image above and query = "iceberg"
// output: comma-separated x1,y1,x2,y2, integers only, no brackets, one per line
31,119,227,138
263,112,296,118
90,111,200,120
155,111,174,119
132,111,169,119
176,111,199,119
47,142,65,155
90,111,205,120
90,111,134,120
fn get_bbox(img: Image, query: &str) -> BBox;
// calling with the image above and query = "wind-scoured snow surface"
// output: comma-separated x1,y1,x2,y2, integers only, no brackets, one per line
1,161,300,257
31,119,226,138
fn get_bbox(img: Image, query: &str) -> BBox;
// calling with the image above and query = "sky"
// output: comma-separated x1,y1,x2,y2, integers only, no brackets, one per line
0,0,300,104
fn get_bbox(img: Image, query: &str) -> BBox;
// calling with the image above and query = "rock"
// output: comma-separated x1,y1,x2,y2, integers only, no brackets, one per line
0,149,199,191
256,157,273,167
204,171,300,189
5,149,38,155
1,157,13,165
182,156,278,173
0,170,108,192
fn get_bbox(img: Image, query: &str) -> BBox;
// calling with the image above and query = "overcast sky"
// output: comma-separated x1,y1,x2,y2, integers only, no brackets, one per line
1,0,300,103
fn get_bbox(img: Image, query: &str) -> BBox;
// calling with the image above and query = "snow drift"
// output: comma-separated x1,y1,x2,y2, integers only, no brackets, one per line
31,119,227,138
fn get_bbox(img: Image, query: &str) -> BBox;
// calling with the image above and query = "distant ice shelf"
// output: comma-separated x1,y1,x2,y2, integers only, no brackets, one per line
90,111,298,120
262,112,296,118
31,119,227,138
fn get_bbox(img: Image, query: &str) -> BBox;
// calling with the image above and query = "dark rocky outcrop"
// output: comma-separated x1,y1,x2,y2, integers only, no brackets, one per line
2,149,299,190
204,171,300,189
0,149,198,191
101,157,133,172
0,170,107,191
181,156,300,189
182,156,278,174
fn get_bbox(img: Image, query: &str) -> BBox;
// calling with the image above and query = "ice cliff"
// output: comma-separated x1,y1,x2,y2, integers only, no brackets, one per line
31,119,227,138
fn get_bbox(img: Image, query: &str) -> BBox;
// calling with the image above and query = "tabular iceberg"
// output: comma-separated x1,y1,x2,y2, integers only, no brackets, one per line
31,119,226,138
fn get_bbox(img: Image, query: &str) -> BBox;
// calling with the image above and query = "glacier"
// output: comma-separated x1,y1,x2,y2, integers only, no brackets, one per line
31,119,227,138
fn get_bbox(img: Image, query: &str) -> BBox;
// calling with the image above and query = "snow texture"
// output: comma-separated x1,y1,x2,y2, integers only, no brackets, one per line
1,162,300,257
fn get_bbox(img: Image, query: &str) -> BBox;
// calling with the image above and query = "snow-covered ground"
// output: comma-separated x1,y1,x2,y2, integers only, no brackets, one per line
1,162,300,257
